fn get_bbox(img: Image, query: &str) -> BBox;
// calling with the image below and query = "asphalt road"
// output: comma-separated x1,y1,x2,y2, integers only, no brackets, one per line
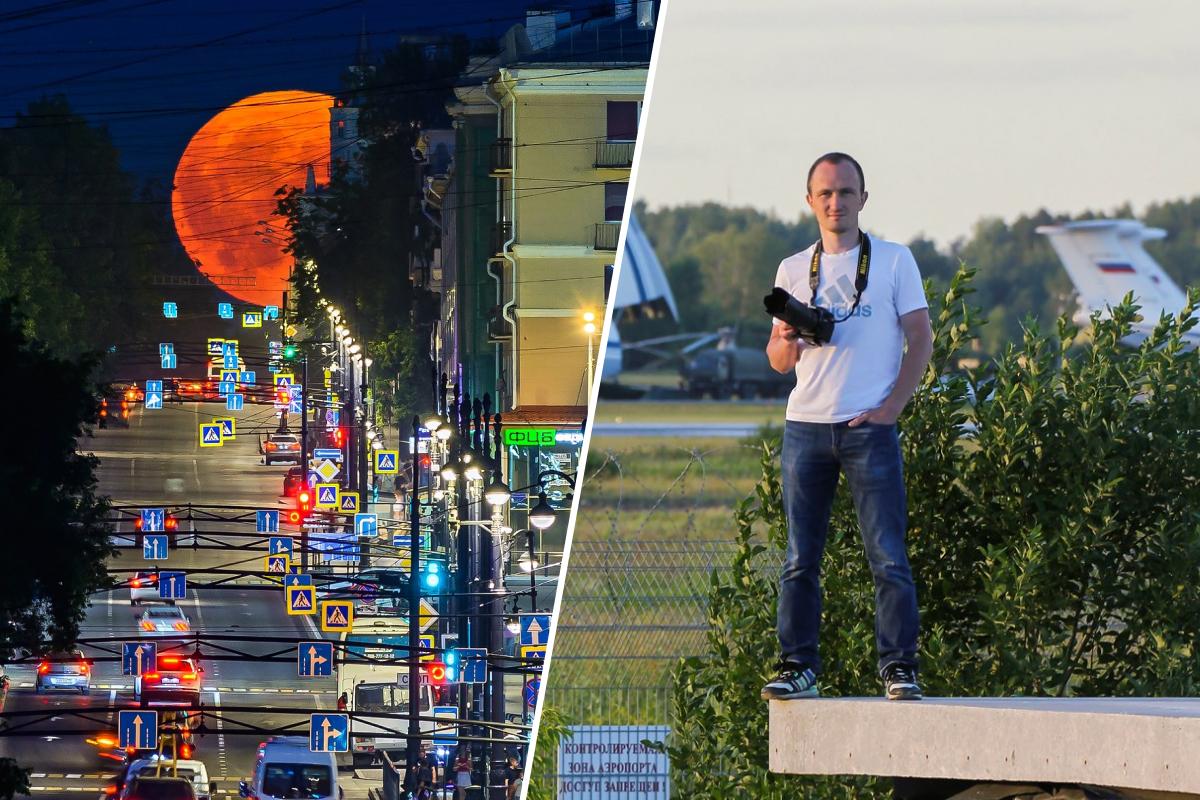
1,400,347,799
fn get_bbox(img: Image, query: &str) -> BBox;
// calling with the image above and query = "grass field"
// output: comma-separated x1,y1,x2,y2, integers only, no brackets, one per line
592,400,782,425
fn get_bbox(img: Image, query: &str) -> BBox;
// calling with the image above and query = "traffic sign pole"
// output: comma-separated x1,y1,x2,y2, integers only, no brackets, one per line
407,415,422,771
300,353,309,570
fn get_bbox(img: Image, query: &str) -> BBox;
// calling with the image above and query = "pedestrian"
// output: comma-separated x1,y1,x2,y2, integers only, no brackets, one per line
504,755,522,800
336,691,348,711
452,748,472,800
414,746,437,800
760,152,933,702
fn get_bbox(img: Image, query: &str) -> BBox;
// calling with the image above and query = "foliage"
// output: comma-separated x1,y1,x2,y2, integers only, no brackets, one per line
658,267,1200,798
0,759,30,800
528,705,573,800
634,198,1200,358
0,300,114,662
0,96,183,356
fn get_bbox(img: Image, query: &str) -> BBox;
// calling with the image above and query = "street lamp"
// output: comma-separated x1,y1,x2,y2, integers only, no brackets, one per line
582,310,597,394
435,425,453,442
484,477,511,508
529,492,556,530
424,413,444,432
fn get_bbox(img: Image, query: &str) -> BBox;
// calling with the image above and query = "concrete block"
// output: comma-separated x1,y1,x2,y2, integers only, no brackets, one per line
770,697,1200,795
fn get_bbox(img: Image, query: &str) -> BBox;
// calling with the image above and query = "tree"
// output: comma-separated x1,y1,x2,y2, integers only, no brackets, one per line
658,269,1200,798
0,300,114,662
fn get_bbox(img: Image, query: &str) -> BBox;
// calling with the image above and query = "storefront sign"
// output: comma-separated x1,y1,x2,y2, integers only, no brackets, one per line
503,427,557,447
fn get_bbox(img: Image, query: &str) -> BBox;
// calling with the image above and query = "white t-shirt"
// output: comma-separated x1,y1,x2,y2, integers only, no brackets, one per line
773,234,928,423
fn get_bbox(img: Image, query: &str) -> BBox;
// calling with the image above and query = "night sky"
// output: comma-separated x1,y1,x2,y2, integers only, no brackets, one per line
0,0,597,182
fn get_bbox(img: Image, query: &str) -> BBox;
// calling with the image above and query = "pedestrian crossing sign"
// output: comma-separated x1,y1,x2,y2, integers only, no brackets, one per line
337,491,359,513
208,338,225,356
419,633,436,662
315,483,339,508
275,373,294,388
286,585,316,615
265,555,289,574
214,418,235,439
374,450,399,474
199,423,223,447
320,600,353,632
242,311,263,328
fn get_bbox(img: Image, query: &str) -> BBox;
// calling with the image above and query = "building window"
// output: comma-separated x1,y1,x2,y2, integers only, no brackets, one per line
337,120,346,139
604,183,628,222
606,101,639,141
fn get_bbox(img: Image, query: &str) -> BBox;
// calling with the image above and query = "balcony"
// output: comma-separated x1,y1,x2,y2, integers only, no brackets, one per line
594,221,621,251
492,220,513,254
491,138,512,174
595,140,636,169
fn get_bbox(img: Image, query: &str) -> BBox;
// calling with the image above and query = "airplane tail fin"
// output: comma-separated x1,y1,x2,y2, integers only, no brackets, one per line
1036,219,1187,324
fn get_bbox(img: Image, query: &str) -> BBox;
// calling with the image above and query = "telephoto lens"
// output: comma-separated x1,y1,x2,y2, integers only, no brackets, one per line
763,287,834,345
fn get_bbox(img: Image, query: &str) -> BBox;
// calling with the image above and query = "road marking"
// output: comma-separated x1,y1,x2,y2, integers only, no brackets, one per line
213,690,228,776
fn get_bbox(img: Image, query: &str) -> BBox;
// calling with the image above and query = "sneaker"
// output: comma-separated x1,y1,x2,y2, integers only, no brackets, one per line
882,662,923,701
760,663,819,700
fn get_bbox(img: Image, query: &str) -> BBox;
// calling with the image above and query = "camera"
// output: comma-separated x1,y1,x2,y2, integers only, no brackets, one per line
763,287,835,345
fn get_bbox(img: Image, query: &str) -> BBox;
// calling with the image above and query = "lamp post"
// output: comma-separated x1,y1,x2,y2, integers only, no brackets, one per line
406,415,423,775
583,311,597,396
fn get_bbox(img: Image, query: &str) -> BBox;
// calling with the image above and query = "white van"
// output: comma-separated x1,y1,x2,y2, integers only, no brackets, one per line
240,737,342,800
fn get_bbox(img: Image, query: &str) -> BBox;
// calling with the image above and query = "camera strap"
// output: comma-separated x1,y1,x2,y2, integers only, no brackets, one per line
809,230,871,322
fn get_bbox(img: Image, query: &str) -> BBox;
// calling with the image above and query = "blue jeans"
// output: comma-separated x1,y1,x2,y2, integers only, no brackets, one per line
778,420,919,674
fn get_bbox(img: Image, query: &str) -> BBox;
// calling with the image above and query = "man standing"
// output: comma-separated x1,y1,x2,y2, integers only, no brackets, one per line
760,153,932,701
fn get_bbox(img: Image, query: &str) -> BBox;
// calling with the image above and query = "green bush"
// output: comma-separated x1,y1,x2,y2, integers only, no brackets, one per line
659,267,1200,798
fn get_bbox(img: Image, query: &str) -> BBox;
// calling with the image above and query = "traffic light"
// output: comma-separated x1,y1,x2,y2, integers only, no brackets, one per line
283,343,298,359
421,559,446,593
443,649,459,683
425,661,448,687
290,489,313,524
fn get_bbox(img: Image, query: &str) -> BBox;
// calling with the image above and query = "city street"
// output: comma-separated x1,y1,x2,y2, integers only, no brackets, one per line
0,400,353,798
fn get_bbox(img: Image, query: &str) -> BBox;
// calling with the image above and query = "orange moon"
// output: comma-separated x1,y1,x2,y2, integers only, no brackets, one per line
172,90,333,305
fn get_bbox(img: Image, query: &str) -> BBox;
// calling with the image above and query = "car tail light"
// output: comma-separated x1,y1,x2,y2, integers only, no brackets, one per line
143,672,160,681
37,662,49,674
100,408,107,418
165,517,178,531
104,784,118,795
131,578,142,588
122,409,129,419
190,383,201,391
142,621,154,631
80,663,89,675
179,742,193,758
125,390,134,401
183,672,197,680
174,622,189,631
135,517,144,531
266,442,276,451
161,656,180,665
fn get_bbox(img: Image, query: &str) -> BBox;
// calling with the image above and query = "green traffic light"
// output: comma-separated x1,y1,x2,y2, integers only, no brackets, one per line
283,344,297,359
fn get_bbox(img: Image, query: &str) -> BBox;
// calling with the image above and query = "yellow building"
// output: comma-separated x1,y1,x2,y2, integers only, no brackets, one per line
487,64,646,412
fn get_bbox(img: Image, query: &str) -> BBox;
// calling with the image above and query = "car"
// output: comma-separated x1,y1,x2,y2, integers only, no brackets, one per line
262,433,301,466
35,650,91,695
136,654,202,707
283,466,308,497
130,572,172,606
139,607,191,635
116,757,214,800
97,709,201,768
121,776,196,800
99,392,132,429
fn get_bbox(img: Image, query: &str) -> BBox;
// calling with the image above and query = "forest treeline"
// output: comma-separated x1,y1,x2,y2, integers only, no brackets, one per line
633,198,1200,356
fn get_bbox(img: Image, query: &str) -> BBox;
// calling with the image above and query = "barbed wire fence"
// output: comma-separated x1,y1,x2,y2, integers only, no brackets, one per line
534,432,782,792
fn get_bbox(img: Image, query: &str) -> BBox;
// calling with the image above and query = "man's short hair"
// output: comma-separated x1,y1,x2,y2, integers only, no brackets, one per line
807,152,865,195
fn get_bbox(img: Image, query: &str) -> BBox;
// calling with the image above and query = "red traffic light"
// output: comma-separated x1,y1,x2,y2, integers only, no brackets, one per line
425,661,448,687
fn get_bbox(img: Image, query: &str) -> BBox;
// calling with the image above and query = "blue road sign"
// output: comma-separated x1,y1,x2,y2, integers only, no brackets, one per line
240,371,256,385
257,510,280,533
141,508,165,532
354,513,378,537
460,648,488,684
223,353,238,370
268,536,292,556
269,363,280,373
145,390,163,410
119,710,157,750
162,302,177,319
122,641,156,676
218,381,236,396
159,343,173,355
432,706,458,747
158,571,186,600
284,573,312,588
374,451,397,473
298,641,333,677
221,370,239,383
226,394,244,411
525,678,541,708
315,485,338,507
207,339,224,356
392,530,431,550
313,448,343,461
161,353,177,369
218,302,233,319
286,585,315,614
242,311,262,327
143,535,168,560
288,385,303,414
146,380,162,394
520,614,550,646
309,713,349,752
266,555,288,574
218,418,235,437
200,424,222,446
264,305,280,320
222,341,237,357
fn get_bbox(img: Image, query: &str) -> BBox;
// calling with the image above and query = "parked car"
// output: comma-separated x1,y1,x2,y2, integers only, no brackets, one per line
35,650,91,695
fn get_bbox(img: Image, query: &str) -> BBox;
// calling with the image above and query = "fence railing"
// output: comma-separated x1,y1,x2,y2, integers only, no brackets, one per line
594,139,636,168
594,221,621,251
